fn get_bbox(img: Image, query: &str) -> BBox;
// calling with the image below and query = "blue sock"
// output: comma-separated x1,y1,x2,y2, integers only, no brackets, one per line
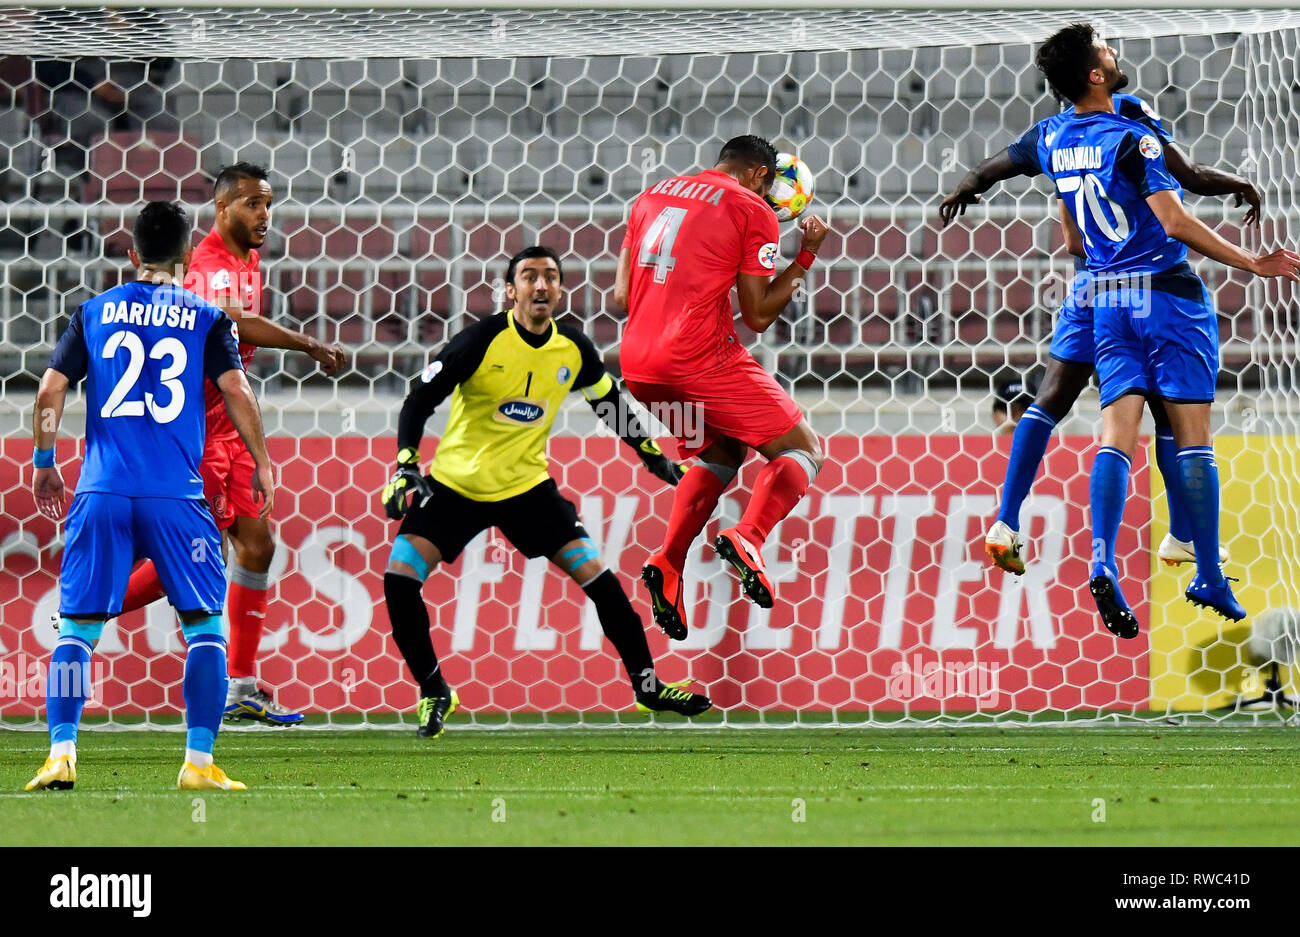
46,630,94,746
1178,446,1225,587
1090,446,1132,574
181,617,228,756
1153,428,1192,542
996,404,1057,531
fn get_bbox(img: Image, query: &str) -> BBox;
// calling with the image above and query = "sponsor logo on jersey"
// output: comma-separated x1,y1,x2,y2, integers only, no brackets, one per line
421,360,443,384
1139,135,1161,159
758,242,778,270
494,398,547,424
1139,98,1160,122
556,366,571,384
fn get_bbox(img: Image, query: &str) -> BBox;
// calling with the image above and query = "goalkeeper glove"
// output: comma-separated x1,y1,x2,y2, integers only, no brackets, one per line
637,439,687,487
381,447,434,520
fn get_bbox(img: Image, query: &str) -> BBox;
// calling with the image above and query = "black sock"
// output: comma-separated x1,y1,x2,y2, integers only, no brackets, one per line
383,572,448,699
582,570,655,692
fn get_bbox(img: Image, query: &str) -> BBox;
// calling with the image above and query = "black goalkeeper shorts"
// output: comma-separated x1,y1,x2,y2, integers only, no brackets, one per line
398,477,590,564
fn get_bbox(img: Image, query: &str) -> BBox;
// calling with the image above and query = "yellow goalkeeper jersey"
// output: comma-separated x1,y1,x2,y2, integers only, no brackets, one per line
397,311,613,502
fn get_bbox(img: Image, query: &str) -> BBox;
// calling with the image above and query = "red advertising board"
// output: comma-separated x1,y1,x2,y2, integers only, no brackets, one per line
0,434,1151,716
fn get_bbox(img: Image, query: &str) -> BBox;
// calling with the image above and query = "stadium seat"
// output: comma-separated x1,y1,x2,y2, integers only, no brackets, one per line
82,131,207,256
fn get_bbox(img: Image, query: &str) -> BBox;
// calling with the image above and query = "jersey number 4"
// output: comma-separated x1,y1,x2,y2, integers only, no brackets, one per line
638,207,688,284
100,330,187,424
1057,173,1130,245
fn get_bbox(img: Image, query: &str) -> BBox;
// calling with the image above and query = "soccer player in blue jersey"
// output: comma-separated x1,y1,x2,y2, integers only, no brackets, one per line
25,201,274,791
939,30,1263,575
1027,24,1299,635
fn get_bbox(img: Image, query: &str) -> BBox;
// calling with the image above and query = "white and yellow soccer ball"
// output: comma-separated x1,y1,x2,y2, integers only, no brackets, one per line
765,152,815,222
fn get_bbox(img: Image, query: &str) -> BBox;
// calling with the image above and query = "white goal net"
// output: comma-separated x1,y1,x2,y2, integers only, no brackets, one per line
2,5,1299,727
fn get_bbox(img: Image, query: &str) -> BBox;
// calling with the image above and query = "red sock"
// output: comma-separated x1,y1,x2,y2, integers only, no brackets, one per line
226,582,269,679
662,466,729,570
120,560,166,614
736,456,812,547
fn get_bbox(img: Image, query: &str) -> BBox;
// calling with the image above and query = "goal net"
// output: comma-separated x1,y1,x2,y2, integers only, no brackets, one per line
2,4,1299,728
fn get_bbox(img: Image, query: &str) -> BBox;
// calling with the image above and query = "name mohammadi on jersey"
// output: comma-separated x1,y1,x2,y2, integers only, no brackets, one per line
187,227,261,441
398,312,611,502
620,168,780,383
48,280,244,500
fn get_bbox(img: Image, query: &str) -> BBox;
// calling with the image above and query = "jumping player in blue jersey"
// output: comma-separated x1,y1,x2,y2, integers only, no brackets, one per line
939,32,1263,576
1027,23,1299,636
26,201,274,792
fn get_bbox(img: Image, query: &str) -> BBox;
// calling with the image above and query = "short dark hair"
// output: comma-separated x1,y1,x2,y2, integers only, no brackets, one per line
717,134,778,180
1036,23,1101,104
133,200,191,266
213,161,269,201
505,245,564,286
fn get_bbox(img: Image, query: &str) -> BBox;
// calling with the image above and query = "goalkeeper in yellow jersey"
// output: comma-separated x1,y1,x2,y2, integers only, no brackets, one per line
380,245,712,736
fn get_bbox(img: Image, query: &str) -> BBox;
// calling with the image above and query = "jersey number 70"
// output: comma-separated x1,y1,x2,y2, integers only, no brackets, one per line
638,207,688,284
1057,173,1131,246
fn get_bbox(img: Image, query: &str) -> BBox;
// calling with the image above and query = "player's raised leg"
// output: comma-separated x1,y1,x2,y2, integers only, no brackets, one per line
640,432,744,639
1164,403,1245,620
1148,398,1228,567
1088,393,1142,639
987,354,1092,574
716,418,824,609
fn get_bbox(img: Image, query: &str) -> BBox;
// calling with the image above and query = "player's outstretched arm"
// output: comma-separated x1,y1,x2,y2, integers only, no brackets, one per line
32,368,70,521
230,311,348,376
939,149,1022,227
735,215,830,334
216,368,275,519
1146,190,1300,279
1162,142,1263,226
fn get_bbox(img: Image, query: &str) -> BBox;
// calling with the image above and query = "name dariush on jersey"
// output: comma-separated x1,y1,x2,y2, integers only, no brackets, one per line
100,301,200,331
1051,146,1104,173
647,177,726,205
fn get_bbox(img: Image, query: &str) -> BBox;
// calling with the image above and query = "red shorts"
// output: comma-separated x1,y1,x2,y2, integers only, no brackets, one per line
200,434,260,531
625,353,803,459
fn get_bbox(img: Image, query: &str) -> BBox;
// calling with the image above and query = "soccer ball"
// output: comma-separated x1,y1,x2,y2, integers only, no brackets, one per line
765,153,815,222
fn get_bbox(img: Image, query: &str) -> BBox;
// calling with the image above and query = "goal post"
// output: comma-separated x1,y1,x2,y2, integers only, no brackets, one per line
1,5,1298,727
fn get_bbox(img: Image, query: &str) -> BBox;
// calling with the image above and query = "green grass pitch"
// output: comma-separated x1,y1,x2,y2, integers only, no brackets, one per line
3,726,1298,846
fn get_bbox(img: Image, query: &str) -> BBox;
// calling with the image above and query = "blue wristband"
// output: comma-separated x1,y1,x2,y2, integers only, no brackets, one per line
34,447,55,468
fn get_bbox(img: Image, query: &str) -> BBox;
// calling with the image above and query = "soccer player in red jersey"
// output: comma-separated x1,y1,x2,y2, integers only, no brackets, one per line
118,163,347,724
614,135,829,636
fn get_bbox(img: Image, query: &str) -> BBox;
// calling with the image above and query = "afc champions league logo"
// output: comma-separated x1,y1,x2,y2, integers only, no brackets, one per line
758,242,778,270
1139,135,1162,160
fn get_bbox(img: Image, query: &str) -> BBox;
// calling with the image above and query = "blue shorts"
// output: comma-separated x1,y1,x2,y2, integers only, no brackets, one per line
1092,265,1218,408
1048,287,1095,365
60,493,225,619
